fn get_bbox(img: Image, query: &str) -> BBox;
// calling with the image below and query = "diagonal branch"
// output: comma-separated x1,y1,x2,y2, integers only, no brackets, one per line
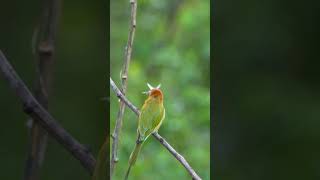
25,0,61,179
110,0,137,176
0,51,96,174
110,78,139,115
109,78,202,180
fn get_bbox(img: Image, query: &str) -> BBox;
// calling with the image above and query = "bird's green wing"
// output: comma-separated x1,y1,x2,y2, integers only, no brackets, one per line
153,108,165,132
138,104,163,140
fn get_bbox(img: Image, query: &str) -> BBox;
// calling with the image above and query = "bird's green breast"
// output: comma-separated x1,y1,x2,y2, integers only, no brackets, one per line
138,98,164,140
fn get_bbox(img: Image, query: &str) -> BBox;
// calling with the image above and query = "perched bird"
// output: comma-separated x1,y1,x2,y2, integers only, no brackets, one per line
124,83,165,180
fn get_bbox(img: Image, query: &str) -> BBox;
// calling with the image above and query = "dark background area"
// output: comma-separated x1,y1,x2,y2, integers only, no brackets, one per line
0,0,107,179
213,0,320,179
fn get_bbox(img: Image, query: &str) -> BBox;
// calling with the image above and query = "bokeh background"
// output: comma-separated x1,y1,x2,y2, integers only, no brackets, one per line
111,0,210,180
0,0,107,179
214,0,320,179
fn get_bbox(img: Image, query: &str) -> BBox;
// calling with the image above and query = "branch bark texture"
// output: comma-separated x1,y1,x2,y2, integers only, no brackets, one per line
110,0,137,177
25,0,61,179
0,51,96,174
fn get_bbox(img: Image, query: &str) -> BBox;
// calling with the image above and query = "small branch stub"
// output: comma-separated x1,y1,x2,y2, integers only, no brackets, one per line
38,42,54,55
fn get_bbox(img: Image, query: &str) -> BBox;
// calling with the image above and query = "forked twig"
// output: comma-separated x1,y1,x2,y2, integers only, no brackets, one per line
110,0,137,176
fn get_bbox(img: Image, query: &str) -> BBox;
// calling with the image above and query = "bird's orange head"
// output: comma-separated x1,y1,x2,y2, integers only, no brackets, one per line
143,83,163,101
149,88,163,99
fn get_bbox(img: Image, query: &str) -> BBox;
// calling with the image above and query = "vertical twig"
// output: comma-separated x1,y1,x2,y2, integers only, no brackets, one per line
110,0,137,177
25,0,61,179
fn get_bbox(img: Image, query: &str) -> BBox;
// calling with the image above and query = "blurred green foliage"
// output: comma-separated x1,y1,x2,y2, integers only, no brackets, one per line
0,0,106,179
111,0,210,180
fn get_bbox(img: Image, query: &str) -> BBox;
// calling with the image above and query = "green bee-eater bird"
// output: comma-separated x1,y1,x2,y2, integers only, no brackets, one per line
124,83,165,180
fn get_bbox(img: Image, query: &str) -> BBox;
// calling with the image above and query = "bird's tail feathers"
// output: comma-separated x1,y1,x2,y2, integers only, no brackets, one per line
129,142,143,165
124,165,132,180
124,141,143,180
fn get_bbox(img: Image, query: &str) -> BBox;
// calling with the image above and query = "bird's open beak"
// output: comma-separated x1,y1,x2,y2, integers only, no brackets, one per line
147,83,154,90
143,82,161,95
147,83,161,90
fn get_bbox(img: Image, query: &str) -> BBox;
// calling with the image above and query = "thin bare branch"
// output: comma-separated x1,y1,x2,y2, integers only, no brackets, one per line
152,133,202,180
109,78,202,180
25,0,61,179
110,78,139,115
110,0,137,176
0,51,96,174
